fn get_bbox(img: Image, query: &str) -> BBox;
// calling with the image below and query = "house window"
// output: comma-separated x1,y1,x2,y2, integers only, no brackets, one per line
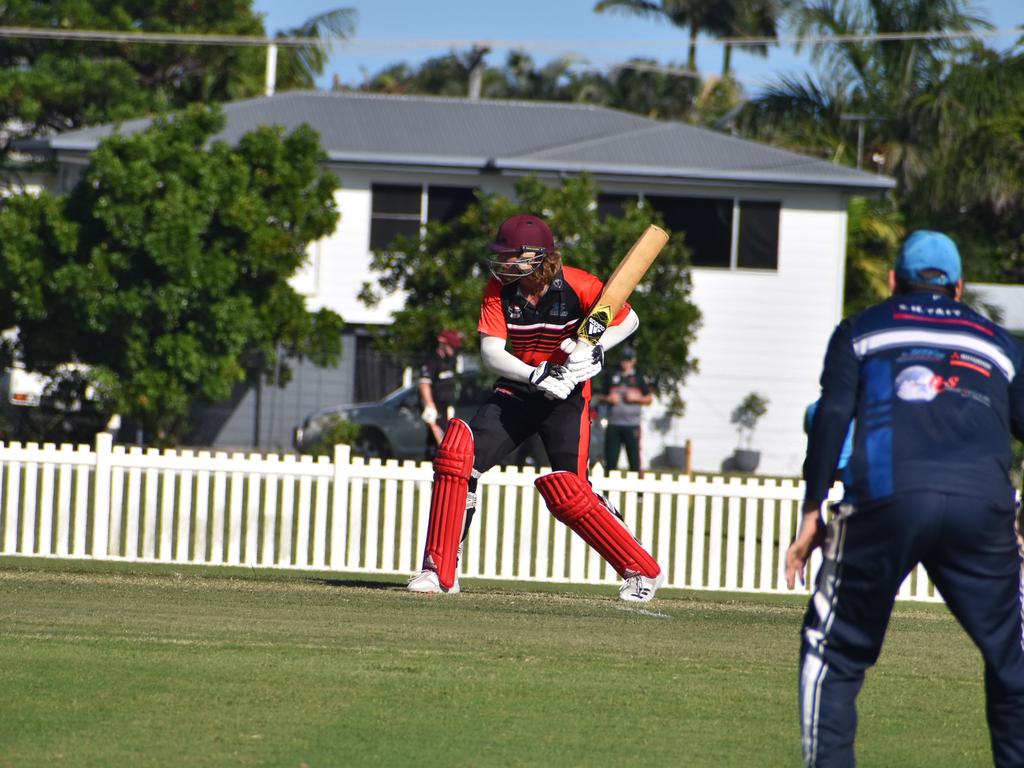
647,195,733,268
640,194,780,270
370,184,421,250
596,193,639,220
737,201,780,270
371,184,480,249
428,186,477,223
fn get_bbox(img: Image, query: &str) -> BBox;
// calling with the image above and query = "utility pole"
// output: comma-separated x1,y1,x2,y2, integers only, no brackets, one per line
839,114,870,169
467,44,490,100
265,42,278,96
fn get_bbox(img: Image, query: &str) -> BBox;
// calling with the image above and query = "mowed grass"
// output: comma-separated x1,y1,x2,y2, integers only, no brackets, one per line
0,558,992,768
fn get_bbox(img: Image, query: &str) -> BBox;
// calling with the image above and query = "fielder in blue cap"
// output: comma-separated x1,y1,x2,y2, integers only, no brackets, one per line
789,228,1024,766
893,229,962,287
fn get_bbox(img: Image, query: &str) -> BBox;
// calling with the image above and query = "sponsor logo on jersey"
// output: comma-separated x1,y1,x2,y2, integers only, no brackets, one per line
950,351,992,377
895,365,943,402
896,347,945,363
895,302,964,318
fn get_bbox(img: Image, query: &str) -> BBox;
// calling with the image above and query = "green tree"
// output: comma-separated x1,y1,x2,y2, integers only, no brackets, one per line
359,175,701,413
903,45,1024,282
738,0,989,185
273,8,358,89
0,105,344,443
844,196,904,315
356,50,701,122
594,0,793,76
574,58,701,120
0,2,355,168
594,0,733,73
735,1,1020,299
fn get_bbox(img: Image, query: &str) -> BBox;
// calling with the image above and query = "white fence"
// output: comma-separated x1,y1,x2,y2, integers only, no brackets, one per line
0,433,942,601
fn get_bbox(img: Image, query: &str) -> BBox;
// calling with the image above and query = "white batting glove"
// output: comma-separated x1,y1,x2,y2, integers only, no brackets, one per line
560,338,605,382
421,405,438,424
529,361,577,400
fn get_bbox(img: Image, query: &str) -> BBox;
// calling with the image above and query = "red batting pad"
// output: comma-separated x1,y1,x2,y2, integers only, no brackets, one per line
424,419,475,589
535,471,660,579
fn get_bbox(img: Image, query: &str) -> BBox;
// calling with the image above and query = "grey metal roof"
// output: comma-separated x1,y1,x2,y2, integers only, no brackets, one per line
35,90,893,192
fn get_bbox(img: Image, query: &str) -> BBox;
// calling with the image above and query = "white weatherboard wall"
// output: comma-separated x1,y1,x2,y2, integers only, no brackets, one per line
293,172,850,476
294,168,518,324
655,191,848,475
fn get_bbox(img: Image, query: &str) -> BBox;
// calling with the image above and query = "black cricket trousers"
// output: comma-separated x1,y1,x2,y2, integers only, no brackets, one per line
799,491,1024,767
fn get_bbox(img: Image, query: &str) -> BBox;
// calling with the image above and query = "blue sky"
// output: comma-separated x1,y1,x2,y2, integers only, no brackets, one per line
252,0,1023,94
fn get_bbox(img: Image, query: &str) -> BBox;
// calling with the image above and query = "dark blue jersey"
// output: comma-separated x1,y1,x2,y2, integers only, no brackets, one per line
804,291,1024,506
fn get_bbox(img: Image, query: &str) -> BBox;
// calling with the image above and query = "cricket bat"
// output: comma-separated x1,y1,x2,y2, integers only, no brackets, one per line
577,224,669,345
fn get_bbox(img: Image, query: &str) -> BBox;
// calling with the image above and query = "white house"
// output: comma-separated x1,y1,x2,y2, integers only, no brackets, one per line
21,90,893,474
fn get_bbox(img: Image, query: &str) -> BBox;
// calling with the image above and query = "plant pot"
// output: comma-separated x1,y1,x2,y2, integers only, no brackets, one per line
730,449,760,473
664,444,689,470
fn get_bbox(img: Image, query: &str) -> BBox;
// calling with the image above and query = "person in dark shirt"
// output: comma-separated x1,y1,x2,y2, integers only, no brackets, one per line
596,347,653,472
786,230,1024,767
407,214,664,602
418,329,462,457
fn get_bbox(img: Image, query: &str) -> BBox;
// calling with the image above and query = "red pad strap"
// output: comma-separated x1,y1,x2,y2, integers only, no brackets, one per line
535,471,660,579
424,419,474,589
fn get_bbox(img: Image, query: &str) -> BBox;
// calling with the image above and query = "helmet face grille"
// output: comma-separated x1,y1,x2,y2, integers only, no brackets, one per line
486,249,547,283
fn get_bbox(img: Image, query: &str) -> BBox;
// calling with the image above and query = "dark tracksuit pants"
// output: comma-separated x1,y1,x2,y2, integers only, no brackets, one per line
800,492,1024,768
604,423,641,472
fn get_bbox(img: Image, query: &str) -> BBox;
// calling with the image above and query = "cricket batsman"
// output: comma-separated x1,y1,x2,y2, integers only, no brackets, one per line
407,214,664,602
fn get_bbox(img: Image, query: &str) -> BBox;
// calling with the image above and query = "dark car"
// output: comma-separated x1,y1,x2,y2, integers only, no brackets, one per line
294,370,546,466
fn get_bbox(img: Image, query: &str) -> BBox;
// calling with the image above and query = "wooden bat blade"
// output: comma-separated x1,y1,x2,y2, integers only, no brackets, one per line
578,224,669,345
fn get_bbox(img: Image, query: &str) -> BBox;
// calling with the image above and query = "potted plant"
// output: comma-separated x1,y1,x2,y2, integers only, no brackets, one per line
730,392,769,472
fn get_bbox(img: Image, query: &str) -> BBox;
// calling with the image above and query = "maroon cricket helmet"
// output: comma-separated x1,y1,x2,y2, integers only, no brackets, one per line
486,214,555,254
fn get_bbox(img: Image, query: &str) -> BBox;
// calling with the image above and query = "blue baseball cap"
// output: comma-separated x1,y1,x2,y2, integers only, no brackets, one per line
895,230,961,285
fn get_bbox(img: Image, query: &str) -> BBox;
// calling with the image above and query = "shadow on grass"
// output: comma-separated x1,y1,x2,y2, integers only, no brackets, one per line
310,578,404,591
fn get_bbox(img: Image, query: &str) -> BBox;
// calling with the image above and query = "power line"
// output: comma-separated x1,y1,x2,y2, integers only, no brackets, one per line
0,25,317,47
0,24,1020,50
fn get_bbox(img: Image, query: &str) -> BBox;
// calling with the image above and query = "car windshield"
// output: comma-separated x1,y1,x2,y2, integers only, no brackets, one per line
378,384,415,406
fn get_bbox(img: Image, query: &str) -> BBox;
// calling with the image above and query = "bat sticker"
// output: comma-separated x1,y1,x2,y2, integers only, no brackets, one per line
581,305,613,345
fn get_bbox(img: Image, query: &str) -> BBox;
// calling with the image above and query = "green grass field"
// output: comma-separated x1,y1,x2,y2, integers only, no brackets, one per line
0,558,992,767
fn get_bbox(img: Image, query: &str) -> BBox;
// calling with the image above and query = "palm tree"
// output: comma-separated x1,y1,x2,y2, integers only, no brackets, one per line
844,196,904,315
905,45,1024,281
722,0,798,76
274,8,358,90
741,0,989,192
594,0,792,76
594,0,732,73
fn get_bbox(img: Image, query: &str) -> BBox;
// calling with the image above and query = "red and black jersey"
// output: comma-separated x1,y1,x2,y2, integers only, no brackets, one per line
477,266,630,397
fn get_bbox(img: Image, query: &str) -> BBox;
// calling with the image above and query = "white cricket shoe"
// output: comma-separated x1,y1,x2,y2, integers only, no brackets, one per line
406,568,460,594
618,570,665,603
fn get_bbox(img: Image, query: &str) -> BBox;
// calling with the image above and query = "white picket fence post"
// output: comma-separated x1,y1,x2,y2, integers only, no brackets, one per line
92,433,113,557
331,444,351,569
0,437,964,602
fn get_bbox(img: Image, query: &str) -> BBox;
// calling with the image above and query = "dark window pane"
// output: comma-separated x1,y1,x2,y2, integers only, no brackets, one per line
371,183,421,250
737,201,780,270
596,193,638,220
428,186,477,223
372,184,421,215
647,195,732,267
370,218,420,251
